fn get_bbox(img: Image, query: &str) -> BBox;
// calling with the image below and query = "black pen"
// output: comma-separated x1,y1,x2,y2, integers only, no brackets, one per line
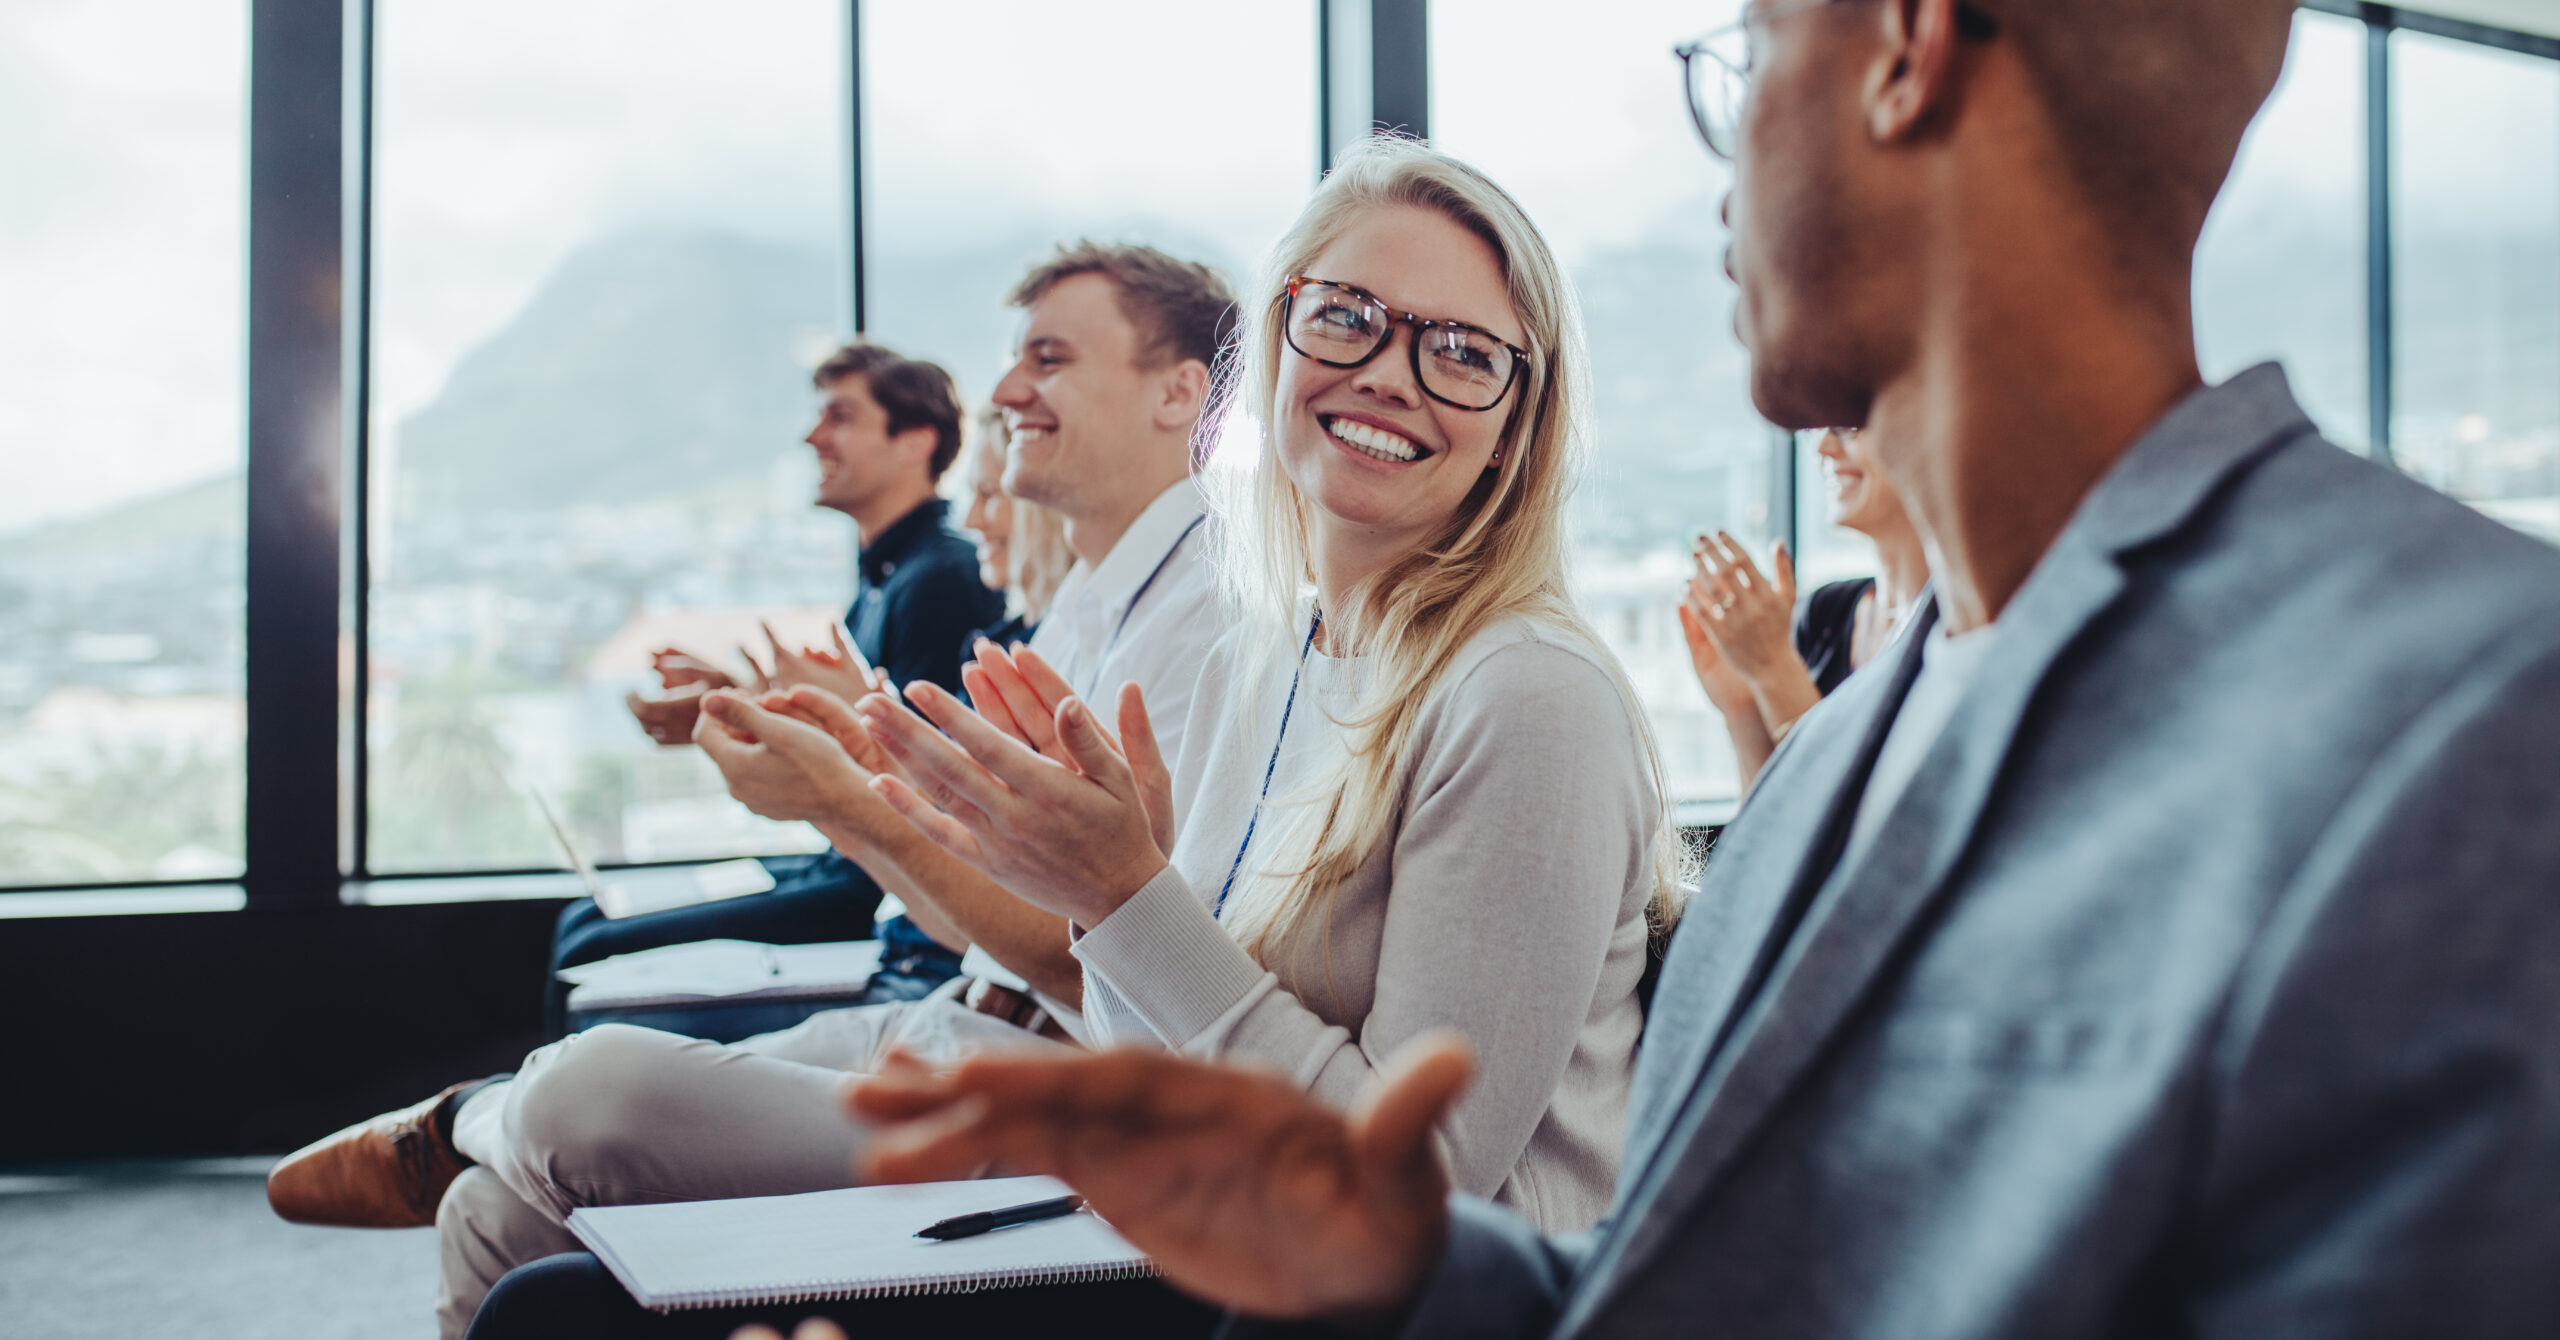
914,1193,1085,1241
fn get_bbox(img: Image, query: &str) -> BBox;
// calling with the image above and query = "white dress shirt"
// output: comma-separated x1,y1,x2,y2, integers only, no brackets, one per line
1843,616,2002,866
956,478,1228,1021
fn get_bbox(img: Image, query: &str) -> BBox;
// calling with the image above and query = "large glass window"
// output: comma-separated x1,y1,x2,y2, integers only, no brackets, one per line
2393,29,2560,545
863,0,1318,403
13,0,2549,896
2196,8,2367,447
366,0,849,873
0,1,247,887
1435,0,1766,805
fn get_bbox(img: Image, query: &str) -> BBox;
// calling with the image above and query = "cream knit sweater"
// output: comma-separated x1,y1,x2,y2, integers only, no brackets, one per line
1071,611,1659,1232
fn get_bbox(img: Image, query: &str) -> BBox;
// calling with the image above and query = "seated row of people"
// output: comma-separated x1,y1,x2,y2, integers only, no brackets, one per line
561,343,1009,1033
790,2,2560,1335
268,1,2560,1330
587,378,1084,1031
272,145,1696,1336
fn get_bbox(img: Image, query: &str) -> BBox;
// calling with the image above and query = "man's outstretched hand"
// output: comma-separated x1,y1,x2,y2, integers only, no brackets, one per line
844,1034,1474,1330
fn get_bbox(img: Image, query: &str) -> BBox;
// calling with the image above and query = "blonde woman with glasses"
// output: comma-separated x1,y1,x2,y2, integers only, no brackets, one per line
858,136,1682,1233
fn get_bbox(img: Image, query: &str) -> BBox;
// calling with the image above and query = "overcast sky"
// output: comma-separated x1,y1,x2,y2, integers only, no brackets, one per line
0,0,244,534
3,0,2553,535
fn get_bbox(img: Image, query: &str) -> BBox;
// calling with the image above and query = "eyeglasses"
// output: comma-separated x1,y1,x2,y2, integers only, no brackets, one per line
1281,276,1527,413
1674,0,1999,162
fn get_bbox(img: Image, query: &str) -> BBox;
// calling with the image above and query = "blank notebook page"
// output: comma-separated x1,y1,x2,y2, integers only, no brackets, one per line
567,1175,1155,1312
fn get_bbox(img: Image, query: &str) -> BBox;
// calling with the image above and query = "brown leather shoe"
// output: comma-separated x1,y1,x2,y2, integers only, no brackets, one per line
266,1081,476,1227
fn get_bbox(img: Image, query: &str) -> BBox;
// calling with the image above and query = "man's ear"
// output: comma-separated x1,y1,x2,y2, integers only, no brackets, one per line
1866,0,1967,147
891,423,941,475
1151,359,1211,433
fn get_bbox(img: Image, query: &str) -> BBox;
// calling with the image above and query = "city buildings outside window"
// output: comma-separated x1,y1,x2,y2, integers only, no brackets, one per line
1436,0,1776,807
365,0,850,872
0,1,248,888
2393,28,2560,544
3,4,2553,890
2196,8,2368,448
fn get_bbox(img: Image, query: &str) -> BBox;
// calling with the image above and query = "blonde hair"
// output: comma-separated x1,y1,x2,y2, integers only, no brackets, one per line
1203,136,1687,966
968,405,1074,622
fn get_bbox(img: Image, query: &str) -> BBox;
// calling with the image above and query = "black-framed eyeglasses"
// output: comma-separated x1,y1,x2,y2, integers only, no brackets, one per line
1675,0,2000,162
1281,276,1528,413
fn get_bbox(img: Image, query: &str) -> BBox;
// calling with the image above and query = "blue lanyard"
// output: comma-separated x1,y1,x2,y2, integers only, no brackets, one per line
1214,610,1323,919
1073,514,1205,699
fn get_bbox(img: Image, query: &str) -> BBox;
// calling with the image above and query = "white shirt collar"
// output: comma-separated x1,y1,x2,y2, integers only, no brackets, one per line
1061,478,1207,622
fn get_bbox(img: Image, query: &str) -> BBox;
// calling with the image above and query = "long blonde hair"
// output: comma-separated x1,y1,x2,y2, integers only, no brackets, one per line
1204,136,1687,965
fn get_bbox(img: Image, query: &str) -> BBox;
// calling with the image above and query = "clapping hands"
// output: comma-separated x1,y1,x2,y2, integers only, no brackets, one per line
627,646,760,746
1683,532,1800,681
692,685,907,844
853,643,1176,927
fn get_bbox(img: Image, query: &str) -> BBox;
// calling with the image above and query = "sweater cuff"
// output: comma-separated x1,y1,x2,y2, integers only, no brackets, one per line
1071,863,1272,1049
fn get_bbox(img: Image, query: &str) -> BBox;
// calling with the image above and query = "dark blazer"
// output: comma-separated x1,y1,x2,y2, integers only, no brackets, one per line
1401,366,2560,1338
544,498,998,1034
848,497,1005,696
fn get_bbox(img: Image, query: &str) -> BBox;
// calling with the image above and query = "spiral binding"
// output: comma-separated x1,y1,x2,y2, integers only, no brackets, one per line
656,1260,1162,1312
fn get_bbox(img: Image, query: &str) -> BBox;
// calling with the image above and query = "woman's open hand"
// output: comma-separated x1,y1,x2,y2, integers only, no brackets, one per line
854,679,1176,925
1677,600,1759,724
1686,532,1802,682
959,641,1082,768
1686,533,1826,739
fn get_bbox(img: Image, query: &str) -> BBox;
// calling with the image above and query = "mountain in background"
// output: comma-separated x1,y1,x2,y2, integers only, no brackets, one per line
392,231,838,515
857,222,1258,398
0,473,240,562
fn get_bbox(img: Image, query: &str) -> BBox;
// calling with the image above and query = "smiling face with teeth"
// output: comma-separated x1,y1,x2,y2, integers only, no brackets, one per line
1278,203,1529,578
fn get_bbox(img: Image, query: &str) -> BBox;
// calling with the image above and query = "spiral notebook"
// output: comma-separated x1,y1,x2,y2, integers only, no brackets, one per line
558,938,884,1013
566,1176,1156,1312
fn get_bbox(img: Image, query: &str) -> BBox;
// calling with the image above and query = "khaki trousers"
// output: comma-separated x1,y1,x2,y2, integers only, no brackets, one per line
433,986,1070,1339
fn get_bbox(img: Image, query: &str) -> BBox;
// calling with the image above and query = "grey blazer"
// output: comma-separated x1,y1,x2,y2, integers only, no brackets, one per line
1401,367,2560,1338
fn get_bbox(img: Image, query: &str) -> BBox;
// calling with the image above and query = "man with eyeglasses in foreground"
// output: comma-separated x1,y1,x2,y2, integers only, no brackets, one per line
829,2,2560,1337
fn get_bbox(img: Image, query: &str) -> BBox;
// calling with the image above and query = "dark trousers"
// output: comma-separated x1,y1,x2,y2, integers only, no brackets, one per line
464,1253,1226,1340
545,852,889,1038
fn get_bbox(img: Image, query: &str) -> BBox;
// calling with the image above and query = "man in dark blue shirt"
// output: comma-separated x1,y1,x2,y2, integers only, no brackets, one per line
552,343,1003,1034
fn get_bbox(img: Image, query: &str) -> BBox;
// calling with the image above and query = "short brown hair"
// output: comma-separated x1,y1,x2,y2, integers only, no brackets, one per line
813,343,965,480
1008,241,1239,372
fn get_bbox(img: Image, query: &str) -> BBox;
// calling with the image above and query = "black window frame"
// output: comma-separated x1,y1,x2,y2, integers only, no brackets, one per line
9,0,2551,903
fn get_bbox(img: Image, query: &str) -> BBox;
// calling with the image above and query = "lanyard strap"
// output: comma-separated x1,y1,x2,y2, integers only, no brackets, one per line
1075,514,1206,699
1214,610,1322,919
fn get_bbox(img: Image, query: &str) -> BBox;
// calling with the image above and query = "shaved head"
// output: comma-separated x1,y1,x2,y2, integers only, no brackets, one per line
2000,0,2297,264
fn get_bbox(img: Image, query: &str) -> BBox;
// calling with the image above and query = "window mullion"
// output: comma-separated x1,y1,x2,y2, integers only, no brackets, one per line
2367,13,2398,466
244,0,350,907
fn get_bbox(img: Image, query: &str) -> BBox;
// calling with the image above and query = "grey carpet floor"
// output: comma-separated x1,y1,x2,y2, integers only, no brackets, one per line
0,1157,440,1339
